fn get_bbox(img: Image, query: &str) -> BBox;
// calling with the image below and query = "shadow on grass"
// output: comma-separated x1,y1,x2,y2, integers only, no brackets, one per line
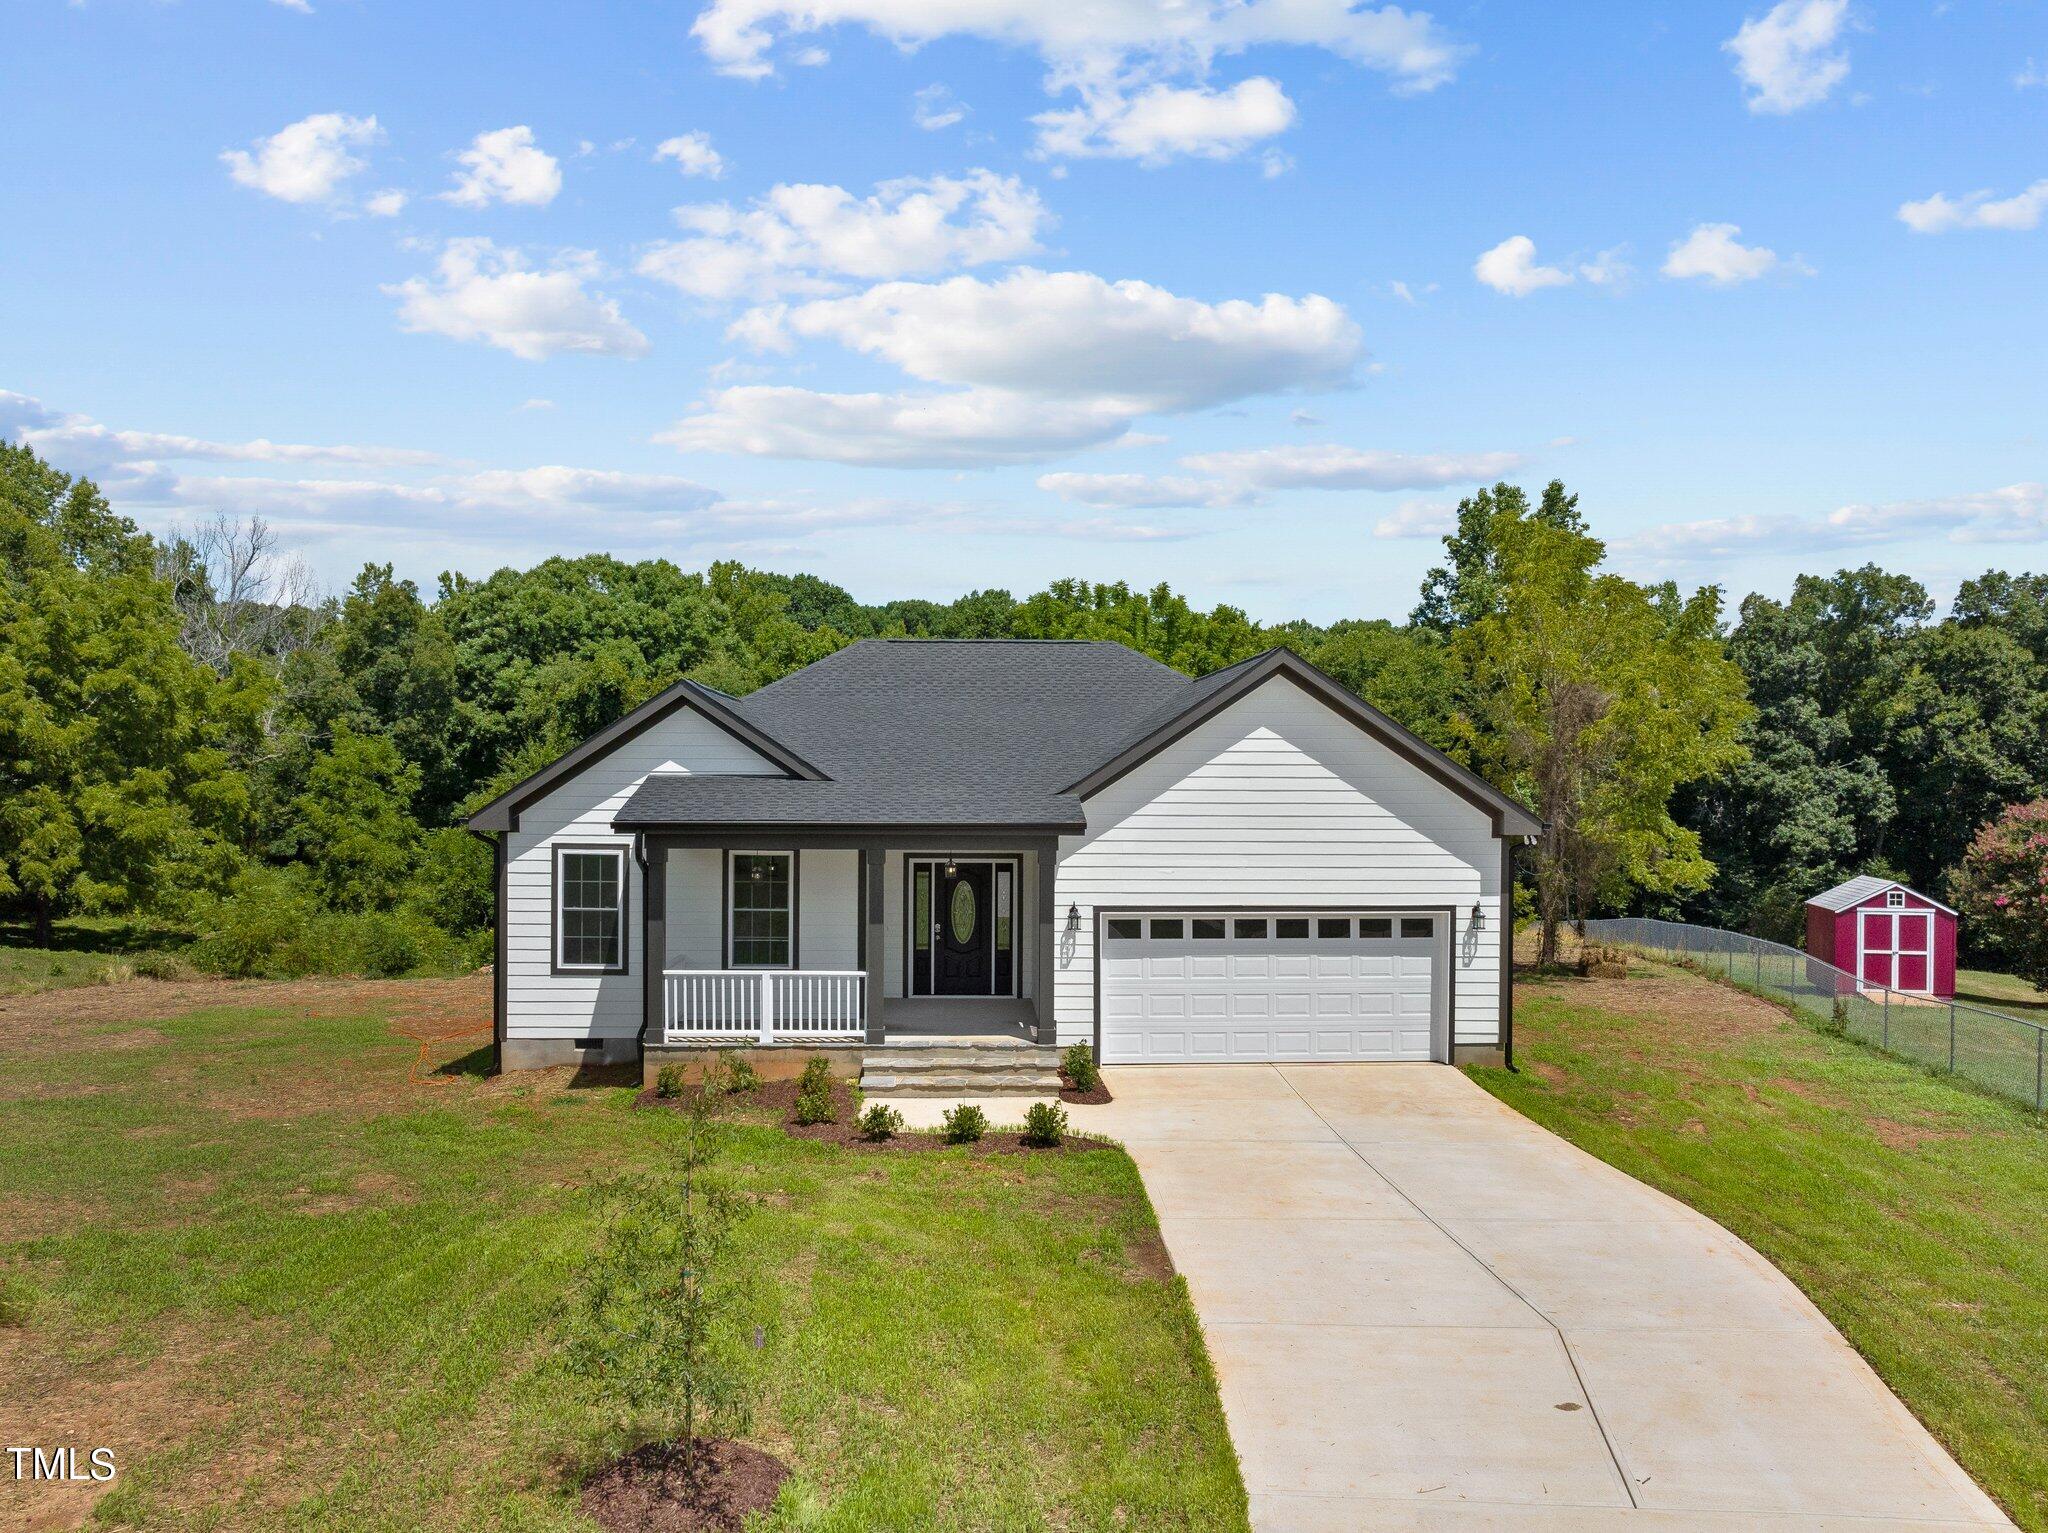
436,1045,496,1080
1,918,193,956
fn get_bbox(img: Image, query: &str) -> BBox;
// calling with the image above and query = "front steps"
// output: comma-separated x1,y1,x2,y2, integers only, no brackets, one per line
859,1036,1064,1097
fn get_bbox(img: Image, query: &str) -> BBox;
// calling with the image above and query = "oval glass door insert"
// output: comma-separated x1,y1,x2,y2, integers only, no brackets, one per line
949,880,978,945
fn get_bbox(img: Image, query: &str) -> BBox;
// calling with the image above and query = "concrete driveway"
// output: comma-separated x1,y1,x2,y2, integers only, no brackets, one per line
1089,1064,2012,1533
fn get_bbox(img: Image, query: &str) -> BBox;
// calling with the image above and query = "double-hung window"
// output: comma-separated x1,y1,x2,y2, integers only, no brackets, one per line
554,845,627,973
729,853,794,968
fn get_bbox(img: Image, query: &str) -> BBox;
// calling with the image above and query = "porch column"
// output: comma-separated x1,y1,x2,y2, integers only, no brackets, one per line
1035,847,1057,1046
641,835,668,1052
862,847,886,1044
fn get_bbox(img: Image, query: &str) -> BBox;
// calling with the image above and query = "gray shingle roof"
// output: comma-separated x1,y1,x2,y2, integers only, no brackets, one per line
1806,875,1957,915
613,639,1189,830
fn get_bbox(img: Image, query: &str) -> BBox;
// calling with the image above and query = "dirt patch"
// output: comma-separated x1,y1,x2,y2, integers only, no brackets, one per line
1866,1117,1977,1151
638,1081,1113,1155
286,1171,417,1217
0,1194,100,1242
1093,1231,1175,1283
99,1027,169,1051
580,1439,789,1533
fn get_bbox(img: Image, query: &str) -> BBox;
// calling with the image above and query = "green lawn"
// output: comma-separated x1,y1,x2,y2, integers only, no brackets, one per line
0,981,1247,1531
0,918,192,996
1470,962,2048,1532
1957,967,2048,1019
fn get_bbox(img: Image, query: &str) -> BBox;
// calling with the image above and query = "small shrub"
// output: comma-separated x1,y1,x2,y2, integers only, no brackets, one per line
655,1064,686,1100
1061,1042,1099,1091
859,1102,904,1141
1021,1100,1068,1148
1828,997,1850,1035
794,1060,837,1126
130,952,194,981
941,1103,989,1144
720,1049,762,1094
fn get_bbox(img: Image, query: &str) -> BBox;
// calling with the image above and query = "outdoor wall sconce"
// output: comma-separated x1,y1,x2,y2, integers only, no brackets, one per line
1066,902,1081,936
1471,901,1484,929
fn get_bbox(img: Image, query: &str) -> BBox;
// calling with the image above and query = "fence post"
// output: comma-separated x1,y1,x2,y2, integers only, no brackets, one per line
1948,1002,1956,1073
1882,990,1889,1049
759,971,775,1046
1755,946,1762,990
2037,1030,2043,1114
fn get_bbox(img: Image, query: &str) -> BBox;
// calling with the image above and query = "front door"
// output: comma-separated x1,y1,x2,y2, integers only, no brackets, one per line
933,861,994,995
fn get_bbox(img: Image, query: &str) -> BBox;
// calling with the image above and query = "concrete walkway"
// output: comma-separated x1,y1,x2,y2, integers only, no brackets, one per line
1078,1065,2011,1533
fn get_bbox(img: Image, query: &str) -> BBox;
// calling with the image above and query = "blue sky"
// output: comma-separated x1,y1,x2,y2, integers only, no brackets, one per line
4,0,2044,621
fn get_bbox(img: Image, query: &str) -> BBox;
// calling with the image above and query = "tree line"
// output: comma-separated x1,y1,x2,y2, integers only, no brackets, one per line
5,435,2046,981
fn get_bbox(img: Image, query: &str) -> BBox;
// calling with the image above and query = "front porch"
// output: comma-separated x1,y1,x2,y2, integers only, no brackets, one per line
639,834,1059,1049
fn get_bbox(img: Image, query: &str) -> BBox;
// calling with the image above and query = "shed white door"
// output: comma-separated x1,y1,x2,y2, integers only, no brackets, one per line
1099,912,1445,1064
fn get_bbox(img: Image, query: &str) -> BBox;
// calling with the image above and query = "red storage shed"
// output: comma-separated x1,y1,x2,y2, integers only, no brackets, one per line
1803,876,1957,999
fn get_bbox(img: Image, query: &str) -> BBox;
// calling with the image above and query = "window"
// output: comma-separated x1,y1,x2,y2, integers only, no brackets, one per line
1275,918,1309,939
995,868,1013,953
1401,917,1434,939
913,867,931,952
1359,918,1393,939
1886,889,1905,908
554,846,626,973
1192,918,1226,940
1317,917,1351,939
1149,918,1185,939
1233,918,1268,940
730,853,793,967
1106,917,1143,940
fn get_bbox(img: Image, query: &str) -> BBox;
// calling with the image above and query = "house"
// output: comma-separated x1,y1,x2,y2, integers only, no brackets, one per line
1804,876,1958,999
464,640,1542,1084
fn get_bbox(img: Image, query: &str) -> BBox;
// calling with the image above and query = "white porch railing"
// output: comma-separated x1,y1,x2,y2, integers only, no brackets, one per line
663,969,866,1045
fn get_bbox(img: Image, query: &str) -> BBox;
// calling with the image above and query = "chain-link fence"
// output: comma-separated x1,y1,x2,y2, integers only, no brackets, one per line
1582,917,2047,1114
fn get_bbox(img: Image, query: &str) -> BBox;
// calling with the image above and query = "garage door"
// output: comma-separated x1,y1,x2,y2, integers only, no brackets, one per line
1099,912,1445,1064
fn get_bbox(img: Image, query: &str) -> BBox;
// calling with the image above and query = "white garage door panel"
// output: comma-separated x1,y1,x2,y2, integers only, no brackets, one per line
1100,911,1444,1064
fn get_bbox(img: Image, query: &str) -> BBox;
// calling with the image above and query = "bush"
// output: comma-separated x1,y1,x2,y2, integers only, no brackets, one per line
655,1064,686,1100
1950,798,2048,991
794,1058,837,1125
719,1049,762,1094
1061,1042,1099,1091
185,865,471,979
858,1102,904,1141
941,1103,988,1144
1828,997,1851,1035
1021,1100,1068,1148
130,951,194,981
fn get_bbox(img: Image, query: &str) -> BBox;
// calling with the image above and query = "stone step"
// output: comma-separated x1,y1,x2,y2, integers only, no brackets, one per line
860,1070,1065,1097
879,1034,1045,1051
871,1047,1063,1071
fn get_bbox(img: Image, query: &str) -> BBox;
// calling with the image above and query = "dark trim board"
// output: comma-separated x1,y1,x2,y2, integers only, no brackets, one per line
1088,902,1461,1065
610,826,1073,848
1501,839,1516,1071
547,842,632,978
493,831,507,1073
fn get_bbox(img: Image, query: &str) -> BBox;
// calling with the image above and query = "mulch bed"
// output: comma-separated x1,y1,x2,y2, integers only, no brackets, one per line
1059,1072,1112,1105
581,1439,788,1533
636,1077,1112,1154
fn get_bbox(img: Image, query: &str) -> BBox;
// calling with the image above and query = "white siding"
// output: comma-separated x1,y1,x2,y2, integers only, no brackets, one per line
669,849,723,969
797,850,860,971
504,707,780,1042
1053,679,1503,1052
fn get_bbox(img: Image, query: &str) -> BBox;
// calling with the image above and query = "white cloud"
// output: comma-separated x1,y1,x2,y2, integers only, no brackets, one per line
1661,222,1788,285
386,240,650,360
659,386,1137,466
221,112,381,205
1372,498,1456,538
1897,179,2048,233
1619,483,2048,566
1578,246,1633,287
0,390,441,478
672,268,1358,468
1035,471,1251,508
654,132,725,179
364,188,409,217
1180,442,1524,490
690,0,1468,93
443,126,562,208
744,268,1359,411
913,84,968,129
1473,235,1574,297
2018,59,2046,90
1033,77,1294,164
639,171,1048,302
518,397,555,411
1725,0,1850,114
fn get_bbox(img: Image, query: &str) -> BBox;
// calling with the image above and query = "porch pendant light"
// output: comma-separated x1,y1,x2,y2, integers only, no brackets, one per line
944,855,958,878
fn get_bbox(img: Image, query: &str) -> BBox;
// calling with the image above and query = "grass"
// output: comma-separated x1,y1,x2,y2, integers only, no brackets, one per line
0,917,193,996
1957,967,2048,1019
0,979,1247,1531
1469,960,2048,1531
